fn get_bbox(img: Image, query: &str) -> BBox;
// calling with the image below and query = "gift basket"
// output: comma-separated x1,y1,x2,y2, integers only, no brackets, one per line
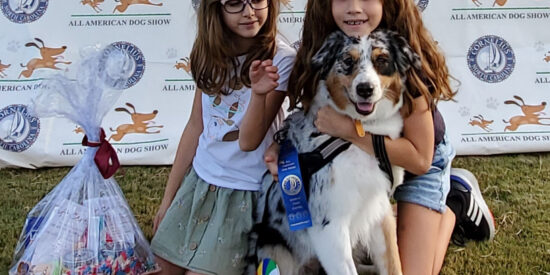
9,46,160,275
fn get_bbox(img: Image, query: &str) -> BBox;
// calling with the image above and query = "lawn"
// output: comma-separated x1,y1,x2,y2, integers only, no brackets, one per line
1,153,549,274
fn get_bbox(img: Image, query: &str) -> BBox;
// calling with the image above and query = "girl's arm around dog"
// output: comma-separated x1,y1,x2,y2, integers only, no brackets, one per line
239,59,286,151
153,89,203,233
315,96,434,176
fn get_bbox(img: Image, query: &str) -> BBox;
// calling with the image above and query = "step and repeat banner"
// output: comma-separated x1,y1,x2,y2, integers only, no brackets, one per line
0,0,549,168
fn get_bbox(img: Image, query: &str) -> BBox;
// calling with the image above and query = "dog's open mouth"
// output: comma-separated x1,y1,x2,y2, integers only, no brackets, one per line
355,101,375,115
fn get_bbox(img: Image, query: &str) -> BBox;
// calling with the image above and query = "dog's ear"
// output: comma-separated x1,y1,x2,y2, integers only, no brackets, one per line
385,31,422,73
312,31,350,79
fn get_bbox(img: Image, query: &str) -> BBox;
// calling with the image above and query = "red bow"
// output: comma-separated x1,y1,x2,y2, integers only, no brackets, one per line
82,128,120,179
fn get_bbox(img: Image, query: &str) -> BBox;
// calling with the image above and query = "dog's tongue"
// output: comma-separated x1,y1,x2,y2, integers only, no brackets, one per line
356,102,373,112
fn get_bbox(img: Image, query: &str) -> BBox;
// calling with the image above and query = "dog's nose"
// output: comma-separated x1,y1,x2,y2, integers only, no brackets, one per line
356,83,373,98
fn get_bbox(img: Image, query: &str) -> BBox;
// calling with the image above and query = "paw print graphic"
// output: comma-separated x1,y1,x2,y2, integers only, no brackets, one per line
7,40,21,52
458,106,470,117
534,41,545,52
486,97,499,109
166,48,178,59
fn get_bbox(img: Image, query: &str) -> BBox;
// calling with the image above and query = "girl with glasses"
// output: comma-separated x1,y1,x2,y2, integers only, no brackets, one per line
150,0,295,274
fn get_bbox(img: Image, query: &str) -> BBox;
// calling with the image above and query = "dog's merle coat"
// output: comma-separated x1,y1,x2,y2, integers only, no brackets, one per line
246,30,421,275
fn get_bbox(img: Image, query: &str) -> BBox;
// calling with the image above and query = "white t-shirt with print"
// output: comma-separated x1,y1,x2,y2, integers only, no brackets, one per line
193,40,296,191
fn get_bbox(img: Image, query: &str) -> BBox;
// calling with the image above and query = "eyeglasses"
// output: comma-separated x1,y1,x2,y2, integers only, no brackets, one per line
220,0,269,14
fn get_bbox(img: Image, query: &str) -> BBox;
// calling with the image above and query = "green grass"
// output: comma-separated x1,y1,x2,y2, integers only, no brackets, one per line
1,154,549,274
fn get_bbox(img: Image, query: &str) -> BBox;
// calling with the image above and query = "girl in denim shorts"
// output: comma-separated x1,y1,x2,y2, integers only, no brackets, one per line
267,0,496,273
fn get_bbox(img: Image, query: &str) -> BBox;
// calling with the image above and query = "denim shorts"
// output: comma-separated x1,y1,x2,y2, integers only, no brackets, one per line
393,135,456,213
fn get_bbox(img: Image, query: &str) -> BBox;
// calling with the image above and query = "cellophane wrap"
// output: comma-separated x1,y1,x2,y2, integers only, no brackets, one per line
9,47,160,275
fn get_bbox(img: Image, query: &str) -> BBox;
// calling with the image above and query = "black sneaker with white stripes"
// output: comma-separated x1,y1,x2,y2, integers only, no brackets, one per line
447,168,495,246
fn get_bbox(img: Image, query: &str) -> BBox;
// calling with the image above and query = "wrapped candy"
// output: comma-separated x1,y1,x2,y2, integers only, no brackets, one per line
9,46,159,275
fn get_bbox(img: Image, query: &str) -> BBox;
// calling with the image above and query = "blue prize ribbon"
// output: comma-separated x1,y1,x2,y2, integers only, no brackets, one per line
277,140,312,231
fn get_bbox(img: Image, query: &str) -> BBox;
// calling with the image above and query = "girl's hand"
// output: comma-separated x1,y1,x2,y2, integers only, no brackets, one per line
264,142,280,182
315,106,356,140
250,59,279,95
153,200,171,234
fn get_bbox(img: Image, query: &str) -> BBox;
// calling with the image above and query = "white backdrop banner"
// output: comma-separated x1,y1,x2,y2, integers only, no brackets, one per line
0,0,549,168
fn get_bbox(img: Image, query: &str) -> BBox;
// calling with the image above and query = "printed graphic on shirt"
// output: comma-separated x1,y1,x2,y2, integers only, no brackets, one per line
205,77,247,142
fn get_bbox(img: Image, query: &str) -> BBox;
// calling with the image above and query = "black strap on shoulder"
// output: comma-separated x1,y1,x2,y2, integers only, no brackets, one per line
273,133,394,198
298,137,352,189
372,134,394,184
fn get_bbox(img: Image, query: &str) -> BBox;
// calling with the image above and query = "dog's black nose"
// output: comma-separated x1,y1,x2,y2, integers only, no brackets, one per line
356,83,374,98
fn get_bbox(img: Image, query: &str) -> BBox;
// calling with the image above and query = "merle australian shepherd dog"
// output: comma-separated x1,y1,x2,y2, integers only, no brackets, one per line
246,29,422,275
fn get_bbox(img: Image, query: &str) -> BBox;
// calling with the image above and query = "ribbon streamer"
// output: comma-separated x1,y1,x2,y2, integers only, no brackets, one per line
82,128,120,179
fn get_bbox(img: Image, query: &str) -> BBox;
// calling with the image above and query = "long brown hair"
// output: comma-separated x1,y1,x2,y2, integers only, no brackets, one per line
190,0,279,95
287,0,455,115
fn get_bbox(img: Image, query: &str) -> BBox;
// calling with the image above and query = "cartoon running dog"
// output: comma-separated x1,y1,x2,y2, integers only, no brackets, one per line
503,95,550,131
469,114,493,132
174,57,191,74
280,0,292,9
109,103,163,141
472,0,507,6
0,60,10,78
19,38,71,79
81,0,104,13
113,0,163,13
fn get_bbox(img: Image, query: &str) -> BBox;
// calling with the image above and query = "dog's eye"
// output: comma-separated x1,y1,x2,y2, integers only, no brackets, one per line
343,57,354,67
375,56,389,66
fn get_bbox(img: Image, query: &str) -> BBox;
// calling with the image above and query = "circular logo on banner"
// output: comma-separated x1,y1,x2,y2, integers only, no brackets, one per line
281,175,302,196
103,41,145,89
467,35,515,83
1,0,48,24
416,0,429,12
0,104,40,152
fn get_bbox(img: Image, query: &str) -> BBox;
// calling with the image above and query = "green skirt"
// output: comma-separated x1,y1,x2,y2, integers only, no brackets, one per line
151,168,256,275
